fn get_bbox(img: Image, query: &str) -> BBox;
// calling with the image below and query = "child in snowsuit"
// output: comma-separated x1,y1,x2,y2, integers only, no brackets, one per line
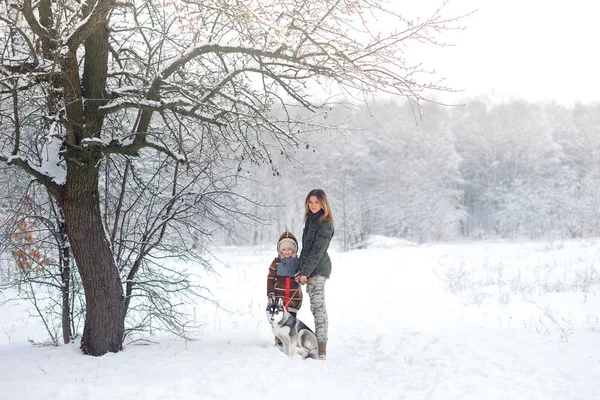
266,231,302,346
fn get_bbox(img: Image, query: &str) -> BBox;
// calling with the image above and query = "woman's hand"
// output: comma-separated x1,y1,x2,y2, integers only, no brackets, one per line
298,275,308,285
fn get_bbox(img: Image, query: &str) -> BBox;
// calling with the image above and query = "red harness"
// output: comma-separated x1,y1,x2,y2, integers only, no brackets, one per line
285,276,291,311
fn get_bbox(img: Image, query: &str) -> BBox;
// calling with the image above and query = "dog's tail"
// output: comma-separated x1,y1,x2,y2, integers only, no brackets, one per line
300,331,319,360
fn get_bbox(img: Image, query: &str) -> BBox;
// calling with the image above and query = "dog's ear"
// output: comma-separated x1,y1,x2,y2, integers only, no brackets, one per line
277,297,284,307
267,296,273,305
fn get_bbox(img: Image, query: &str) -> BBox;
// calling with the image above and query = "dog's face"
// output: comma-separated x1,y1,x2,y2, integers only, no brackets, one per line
266,297,285,325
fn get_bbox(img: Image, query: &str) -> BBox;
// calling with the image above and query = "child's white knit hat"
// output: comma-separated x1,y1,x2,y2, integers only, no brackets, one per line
277,231,298,257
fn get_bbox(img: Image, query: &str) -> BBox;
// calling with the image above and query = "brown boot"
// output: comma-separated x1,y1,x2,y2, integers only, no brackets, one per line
318,342,327,360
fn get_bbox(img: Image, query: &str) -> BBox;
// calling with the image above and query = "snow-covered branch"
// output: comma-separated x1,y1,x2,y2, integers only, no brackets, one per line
102,136,185,163
22,0,51,43
64,0,117,50
1,154,64,196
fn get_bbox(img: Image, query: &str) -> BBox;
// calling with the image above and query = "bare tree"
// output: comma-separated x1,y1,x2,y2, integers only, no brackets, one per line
0,0,463,355
0,185,82,346
102,150,247,342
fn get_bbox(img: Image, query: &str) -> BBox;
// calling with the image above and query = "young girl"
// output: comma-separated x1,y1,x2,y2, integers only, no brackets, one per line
266,231,302,346
297,189,334,360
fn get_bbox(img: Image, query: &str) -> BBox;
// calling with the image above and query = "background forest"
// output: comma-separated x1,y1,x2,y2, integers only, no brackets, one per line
234,97,600,248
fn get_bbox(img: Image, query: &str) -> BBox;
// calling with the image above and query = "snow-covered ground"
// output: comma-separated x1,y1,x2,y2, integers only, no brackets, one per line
1,238,599,399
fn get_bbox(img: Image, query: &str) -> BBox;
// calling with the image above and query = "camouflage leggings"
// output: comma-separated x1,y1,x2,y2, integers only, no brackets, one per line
307,275,328,343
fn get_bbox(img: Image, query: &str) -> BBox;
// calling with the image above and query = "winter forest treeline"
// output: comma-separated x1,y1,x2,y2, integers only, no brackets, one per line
2,96,598,258
233,97,600,249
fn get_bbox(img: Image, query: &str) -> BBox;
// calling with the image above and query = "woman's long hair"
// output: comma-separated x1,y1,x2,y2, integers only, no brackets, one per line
304,189,334,223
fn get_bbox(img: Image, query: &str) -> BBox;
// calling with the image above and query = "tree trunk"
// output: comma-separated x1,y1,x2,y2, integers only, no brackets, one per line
58,216,72,345
62,163,124,356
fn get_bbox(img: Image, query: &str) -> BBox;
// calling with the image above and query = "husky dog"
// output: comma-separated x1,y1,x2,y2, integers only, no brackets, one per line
266,297,318,359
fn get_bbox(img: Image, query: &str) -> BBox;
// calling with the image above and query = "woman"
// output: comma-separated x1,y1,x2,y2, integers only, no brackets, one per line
297,189,334,360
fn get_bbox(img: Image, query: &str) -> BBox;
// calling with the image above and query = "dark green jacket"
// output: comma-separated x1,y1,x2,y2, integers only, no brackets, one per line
299,217,334,279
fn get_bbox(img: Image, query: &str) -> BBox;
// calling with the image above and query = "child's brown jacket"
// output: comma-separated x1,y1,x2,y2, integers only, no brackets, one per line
267,257,303,313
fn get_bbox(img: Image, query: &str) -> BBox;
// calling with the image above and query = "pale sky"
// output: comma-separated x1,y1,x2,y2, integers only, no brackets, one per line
416,0,600,105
